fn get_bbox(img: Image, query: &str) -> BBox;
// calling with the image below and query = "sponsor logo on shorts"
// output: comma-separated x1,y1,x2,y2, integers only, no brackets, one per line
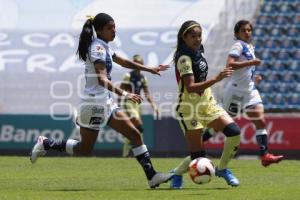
92,106,104,115
89,117,104,127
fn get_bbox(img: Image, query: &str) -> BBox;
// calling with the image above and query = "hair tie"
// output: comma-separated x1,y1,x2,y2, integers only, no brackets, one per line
86,15,95,21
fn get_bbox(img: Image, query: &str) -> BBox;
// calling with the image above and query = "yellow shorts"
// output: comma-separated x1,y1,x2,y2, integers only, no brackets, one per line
121,99,141,119
176,89,226,134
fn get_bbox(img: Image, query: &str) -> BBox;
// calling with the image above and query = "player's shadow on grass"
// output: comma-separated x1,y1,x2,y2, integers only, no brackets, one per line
46,188,143,192
46,189,95,192
144,187,229,191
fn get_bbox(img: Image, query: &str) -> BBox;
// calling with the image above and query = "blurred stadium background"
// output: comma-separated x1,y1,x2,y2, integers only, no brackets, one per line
0,0,299,158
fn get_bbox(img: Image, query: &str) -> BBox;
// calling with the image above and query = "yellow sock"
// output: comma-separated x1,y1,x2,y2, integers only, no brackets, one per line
218,135,240,170
174,156,191,175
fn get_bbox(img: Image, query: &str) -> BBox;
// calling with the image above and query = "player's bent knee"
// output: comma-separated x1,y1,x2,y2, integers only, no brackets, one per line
223,122,241,137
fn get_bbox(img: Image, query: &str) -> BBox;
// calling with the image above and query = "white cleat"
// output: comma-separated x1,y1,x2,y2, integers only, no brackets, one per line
30,136,47,164
148,172,174,189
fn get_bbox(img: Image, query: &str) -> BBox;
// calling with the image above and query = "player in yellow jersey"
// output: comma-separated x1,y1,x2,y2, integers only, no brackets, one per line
170,20,241,188
119,54,159,157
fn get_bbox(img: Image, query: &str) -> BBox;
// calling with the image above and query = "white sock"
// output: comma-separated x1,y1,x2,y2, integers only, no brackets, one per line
66,139,79,155
132,144,148,156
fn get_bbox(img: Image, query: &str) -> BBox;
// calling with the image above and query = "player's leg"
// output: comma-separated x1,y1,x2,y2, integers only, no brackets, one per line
123,117,143,157
122,100,143,157
208,114,240,186
30,101,104,163
30,125,98,164
175,129,206,185
170,156,191,189
72,127,98,155
170,113,205,189
171,129,206,189
108,110,172,188
246,104,283,167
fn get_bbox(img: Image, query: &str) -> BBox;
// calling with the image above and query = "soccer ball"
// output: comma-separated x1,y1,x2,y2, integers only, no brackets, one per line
188,157,215,184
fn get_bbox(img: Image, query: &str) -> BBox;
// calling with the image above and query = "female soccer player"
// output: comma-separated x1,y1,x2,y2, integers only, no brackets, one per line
119,54,159,157
30,13,172,189
203,20,283,167
170,20,241,189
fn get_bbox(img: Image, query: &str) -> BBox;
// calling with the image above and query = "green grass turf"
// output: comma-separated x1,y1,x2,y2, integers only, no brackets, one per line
0,156,299,200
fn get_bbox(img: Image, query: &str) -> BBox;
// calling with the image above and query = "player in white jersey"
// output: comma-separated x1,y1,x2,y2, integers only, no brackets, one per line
202,20,283,167
30,13,173,189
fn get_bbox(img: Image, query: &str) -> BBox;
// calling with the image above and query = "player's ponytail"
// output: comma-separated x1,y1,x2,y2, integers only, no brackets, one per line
77,18,94,61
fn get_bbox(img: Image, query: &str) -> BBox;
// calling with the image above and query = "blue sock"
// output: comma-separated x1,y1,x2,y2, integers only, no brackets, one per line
43,139,67,152
135,151,156,180
132,145,156,180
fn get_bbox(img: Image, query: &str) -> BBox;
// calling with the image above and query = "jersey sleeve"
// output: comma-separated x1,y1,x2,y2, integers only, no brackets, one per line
109,48,115,58
177,55,193,77
89,42,106,63
122,73,131,84
229,42,243,58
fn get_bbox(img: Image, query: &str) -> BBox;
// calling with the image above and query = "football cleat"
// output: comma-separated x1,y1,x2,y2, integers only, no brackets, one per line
148,172,174,189
215,168,240,187
30,136,48,164
170,172,183,189
261,153,284,167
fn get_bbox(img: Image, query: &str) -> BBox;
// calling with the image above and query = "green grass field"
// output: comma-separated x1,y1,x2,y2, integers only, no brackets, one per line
0,157,299,200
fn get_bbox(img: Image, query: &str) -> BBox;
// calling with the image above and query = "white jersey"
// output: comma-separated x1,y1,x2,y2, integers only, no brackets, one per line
84,38,115,96
227,40,256,91
76,38,118,130
222,40,262,116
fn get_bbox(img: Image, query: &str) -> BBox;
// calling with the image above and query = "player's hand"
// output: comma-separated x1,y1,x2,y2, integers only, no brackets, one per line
197,90,204,96
126,93,143,104
215,67,233,81
149,64,170,75
252,58,261,66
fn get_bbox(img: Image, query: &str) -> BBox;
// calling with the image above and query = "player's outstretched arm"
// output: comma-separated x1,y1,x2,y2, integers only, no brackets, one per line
182,68,233,95
113,54,169,75
226,56,261,70
94,62,143,104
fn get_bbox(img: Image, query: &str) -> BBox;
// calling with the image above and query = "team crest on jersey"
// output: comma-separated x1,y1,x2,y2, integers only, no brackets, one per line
92,45,105,56
180,58,187,64
96,45,104,51
245,52,252,57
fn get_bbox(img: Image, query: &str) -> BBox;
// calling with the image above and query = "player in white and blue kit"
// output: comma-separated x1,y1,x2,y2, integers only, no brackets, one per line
202,20,283,167
30,13,173,188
